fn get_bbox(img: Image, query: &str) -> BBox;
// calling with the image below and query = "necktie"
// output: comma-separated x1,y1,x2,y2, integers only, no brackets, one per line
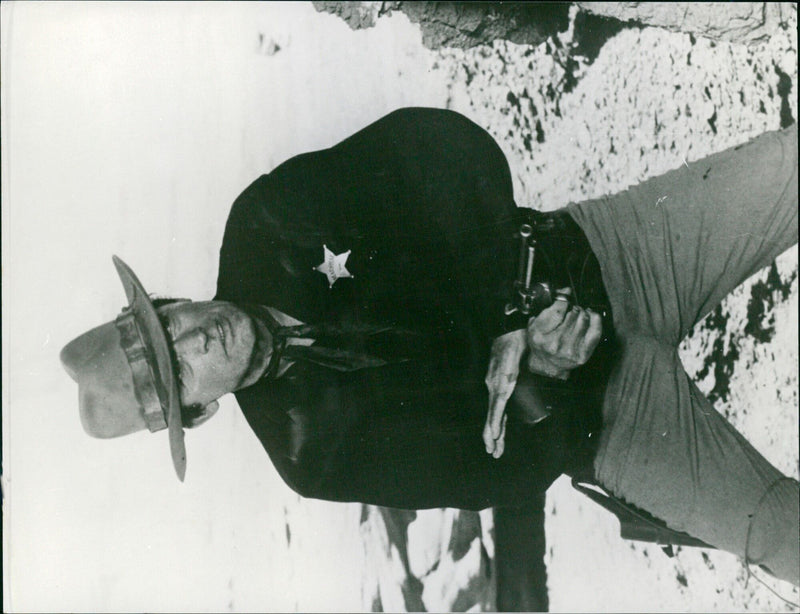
248,305,416,379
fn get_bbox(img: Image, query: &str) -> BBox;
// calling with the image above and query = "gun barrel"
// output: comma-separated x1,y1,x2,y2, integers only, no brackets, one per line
517,224,533,286
524,241,536,289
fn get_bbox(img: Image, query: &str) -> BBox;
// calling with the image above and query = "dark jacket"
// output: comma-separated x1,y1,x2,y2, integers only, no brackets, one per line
215,108,605,510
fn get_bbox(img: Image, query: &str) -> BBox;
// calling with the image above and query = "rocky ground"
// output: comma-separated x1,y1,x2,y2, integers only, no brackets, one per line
355,5,799,612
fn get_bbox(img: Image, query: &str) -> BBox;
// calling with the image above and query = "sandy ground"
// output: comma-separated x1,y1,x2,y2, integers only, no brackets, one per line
3,3,797,612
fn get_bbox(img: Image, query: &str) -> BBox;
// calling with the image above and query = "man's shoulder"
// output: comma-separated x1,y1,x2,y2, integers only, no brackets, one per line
233,378,342,500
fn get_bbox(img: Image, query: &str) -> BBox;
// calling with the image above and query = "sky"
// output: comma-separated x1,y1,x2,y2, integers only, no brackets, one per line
1,2,451,611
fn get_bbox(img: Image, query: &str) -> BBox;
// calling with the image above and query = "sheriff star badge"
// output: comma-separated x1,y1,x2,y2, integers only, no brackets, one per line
315,245,352,288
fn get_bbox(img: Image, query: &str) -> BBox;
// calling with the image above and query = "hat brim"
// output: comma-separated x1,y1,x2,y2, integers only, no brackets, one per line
112,255,186,481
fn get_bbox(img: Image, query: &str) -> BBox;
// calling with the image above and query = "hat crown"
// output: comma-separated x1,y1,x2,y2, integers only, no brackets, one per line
60,321,150,438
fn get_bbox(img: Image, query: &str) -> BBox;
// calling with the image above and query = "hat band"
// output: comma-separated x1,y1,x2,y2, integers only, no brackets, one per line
115,308,168,433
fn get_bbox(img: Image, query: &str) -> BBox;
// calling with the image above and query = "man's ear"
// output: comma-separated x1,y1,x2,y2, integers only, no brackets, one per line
186,400,220,428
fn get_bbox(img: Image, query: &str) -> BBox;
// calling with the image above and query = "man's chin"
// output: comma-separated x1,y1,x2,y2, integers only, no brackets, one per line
233,304,272,389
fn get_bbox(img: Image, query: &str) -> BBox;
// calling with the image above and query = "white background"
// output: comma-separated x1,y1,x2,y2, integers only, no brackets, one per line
2,2,450,611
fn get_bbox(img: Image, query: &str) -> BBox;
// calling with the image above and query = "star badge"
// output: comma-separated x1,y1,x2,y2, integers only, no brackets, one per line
314,245,353,288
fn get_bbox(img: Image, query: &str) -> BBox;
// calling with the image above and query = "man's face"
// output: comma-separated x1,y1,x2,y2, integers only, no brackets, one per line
157,301,264,408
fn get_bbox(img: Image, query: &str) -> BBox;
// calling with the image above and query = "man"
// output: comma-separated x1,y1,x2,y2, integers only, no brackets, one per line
61,108,799,585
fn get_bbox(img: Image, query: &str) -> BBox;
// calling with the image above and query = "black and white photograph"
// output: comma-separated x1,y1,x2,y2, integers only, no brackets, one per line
2,2,798,612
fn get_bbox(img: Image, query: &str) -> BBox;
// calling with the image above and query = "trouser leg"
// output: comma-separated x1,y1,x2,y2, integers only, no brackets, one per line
569,123,798,344
593,338,799,585
566,125,799,585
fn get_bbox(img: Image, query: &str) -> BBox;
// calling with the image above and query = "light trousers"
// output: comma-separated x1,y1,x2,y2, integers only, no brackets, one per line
568,123,799,584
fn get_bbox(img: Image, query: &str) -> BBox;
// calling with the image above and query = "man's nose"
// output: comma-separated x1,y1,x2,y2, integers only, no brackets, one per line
173,328,209,355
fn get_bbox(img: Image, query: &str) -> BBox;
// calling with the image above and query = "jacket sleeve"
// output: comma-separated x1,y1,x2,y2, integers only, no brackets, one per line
235,361,583,511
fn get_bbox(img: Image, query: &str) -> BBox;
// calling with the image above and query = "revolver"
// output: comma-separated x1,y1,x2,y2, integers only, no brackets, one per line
504,223,570,317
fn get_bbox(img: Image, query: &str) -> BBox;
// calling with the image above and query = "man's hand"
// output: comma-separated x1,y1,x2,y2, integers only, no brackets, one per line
484,329,526,459
483,292,603,459
526,291,603,380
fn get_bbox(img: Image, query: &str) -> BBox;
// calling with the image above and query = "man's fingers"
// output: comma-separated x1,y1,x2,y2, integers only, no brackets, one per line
493,414,507,459
580,310,603,356
563,307,592,358
556,305,580,333
483,421,494,454
484,370,514,453
530,297,569,333
483,393,508,453
569,307,591,338
484,331,524,455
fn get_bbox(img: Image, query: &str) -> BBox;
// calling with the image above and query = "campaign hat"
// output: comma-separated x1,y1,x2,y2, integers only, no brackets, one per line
60,256,186,480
